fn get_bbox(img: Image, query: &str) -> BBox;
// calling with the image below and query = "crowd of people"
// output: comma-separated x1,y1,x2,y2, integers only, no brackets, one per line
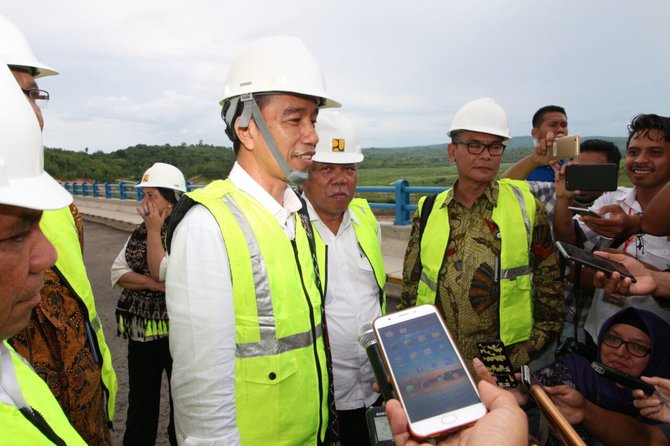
1,12,670,446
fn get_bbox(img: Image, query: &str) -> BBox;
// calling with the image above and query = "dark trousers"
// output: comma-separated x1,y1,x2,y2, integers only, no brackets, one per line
123,337,177,446
337,407,371,446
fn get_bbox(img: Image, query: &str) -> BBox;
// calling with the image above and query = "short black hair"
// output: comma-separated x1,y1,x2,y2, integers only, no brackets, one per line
580,139,622,166
532,105,567,128
626,114,670,149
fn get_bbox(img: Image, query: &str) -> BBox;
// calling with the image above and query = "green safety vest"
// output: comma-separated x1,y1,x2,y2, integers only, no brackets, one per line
0,342,86,445
39,207,118,422
416,179,537,345
313,197,387,314
186,180,329,445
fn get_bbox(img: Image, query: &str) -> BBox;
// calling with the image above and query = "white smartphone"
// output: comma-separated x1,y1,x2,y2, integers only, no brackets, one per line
567,206,600,218
373,305,486,439
550,135,580,160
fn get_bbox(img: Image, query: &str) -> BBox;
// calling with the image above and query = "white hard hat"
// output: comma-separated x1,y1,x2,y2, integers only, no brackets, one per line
447,97,511,142
220,36,340,109
136,163,186,192
0,15,58,78
0,60,71,210
313,111,363,164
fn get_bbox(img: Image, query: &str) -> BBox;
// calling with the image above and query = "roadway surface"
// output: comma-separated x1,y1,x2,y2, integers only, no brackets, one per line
83,221,172,446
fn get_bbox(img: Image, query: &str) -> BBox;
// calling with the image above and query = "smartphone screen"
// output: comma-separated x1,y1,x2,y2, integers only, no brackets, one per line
374,305,485,437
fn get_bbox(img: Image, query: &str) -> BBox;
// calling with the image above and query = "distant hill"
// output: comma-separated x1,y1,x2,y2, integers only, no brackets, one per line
48,136,628,184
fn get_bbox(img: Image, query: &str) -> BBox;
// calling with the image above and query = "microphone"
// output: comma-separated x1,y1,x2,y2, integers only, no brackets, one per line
357,322,395,402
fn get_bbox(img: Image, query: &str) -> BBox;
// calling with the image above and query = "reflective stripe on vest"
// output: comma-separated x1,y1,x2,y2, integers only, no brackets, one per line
186,180,329,445
0,342,86,445
222,194,324,358
38,207,118,421
416,179,536,345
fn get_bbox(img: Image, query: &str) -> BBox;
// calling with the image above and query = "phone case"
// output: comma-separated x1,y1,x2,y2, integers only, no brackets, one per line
550,135,580,160
520,366,586,446
565,163,618,191
476,340,517,388
555,241,637,282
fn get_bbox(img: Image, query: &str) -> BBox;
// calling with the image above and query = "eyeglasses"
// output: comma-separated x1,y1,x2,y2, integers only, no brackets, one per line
601,332,651,358
453,140,506,156
21,88,50,107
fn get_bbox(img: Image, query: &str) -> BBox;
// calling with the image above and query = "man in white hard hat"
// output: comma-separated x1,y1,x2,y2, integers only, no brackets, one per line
400,98,562,374
0,57,87,445
165,36,340,445
0,14,117,445
301,111,386,445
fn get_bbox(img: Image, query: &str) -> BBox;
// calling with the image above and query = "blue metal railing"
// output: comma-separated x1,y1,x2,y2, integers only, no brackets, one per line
62,180,449,225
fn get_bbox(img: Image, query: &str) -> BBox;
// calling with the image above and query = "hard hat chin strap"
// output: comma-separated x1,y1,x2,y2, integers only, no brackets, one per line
238,93,308,184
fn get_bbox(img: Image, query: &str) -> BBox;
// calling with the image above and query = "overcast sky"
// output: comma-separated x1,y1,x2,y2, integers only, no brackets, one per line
3,0,668,152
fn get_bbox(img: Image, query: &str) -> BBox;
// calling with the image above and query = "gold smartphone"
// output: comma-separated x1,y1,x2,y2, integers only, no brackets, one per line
550,135,580,160
521,365,586,446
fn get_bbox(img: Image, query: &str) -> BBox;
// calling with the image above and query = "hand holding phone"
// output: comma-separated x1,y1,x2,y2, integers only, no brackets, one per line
591,361,655,395
556,241,637,283
520,365,586,446
373,305,486,438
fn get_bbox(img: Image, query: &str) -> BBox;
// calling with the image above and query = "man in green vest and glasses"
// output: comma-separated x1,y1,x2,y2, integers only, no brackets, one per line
400,97,563,375
166,37,340,445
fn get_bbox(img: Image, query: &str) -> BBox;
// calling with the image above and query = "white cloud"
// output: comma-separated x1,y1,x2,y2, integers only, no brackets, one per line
3,0,669,152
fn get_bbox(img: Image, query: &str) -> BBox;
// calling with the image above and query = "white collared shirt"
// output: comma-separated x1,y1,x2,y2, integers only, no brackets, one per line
166,163,301,446
304,197,382,410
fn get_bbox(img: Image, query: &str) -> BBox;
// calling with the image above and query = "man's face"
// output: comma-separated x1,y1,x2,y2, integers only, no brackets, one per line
11,68,44,130
0,205,56,340
532,111,568,140
625,129,670,191
573,150,611,203
252,94,319,181
303,161,357,220
448,131,504,185
600,323,651,378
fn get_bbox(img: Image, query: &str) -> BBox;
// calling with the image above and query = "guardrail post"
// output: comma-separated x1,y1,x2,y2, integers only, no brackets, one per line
92,182,99,198
119,182,127,200
82,182,88,197
72,182,79,196
136,187,144,202
104,182,112,199
63,182,70,193
394,179,410,225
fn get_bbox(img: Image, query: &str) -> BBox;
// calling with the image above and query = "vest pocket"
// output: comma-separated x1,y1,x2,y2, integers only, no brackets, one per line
238,353,299,385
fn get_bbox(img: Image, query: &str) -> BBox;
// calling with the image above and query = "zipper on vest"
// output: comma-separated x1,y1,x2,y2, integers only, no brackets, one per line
290,239,325,440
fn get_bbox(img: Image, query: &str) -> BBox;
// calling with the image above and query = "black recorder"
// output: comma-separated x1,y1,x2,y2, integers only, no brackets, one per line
591,361,655,395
